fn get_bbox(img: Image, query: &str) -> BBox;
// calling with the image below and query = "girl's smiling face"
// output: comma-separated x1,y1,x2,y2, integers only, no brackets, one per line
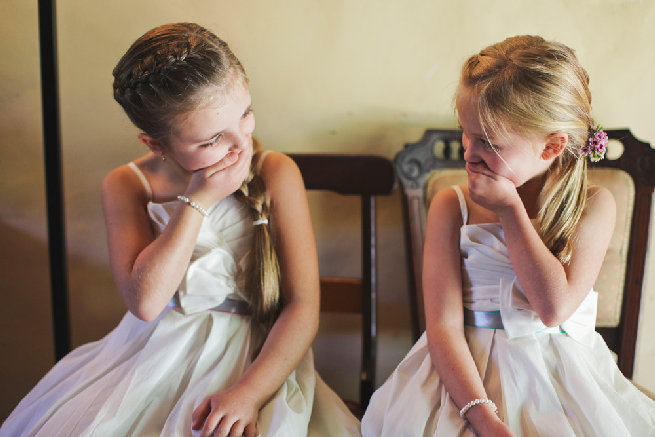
164,78,255,172
456,87,553,188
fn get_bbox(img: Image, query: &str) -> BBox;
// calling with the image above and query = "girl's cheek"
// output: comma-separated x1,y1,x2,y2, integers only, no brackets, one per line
241,114,255,135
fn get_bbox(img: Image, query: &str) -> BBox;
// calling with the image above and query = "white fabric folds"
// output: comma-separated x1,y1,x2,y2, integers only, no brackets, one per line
361,186,655,436
1,178,360,436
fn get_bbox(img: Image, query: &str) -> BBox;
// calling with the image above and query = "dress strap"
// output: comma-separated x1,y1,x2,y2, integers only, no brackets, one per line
451,185,468,225
127,162,153,201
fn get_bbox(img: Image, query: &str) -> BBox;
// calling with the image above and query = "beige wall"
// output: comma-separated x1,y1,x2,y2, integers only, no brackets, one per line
2,0,654,418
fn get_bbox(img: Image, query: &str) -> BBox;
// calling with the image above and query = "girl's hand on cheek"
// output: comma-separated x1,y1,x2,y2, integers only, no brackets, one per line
186,148,253,208
467,162,519,213
191,384,260,437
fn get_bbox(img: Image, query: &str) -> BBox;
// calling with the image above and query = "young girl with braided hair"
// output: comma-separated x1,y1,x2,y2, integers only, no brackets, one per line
1,22,360,437
361,35,655,436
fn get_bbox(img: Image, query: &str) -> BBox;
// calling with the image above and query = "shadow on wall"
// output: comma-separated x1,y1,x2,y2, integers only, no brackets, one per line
0,221,124,421
1,221,55,420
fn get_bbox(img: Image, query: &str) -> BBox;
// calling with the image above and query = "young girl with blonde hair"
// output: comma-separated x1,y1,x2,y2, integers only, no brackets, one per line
361,35,655,436
1,22,359,437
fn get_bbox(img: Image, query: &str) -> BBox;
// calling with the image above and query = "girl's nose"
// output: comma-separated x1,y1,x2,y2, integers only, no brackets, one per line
462,135,476,162
463,145,474,162
229,131,247,151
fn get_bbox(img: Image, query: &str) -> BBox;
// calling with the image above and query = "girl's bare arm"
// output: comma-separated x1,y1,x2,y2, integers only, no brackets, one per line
192,152,320,436
423,188,514,436
232,151,320,406
101,151,249,321
496,186,615,326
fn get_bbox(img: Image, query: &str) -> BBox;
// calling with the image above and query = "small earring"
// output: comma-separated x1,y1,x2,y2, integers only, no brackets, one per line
161,155,166,161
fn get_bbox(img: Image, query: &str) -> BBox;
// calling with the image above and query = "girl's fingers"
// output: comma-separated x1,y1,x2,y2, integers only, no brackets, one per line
208,149,250,181
244,423,258,437
227,420,246,437
212,415,235,437
192,399,211,430
199,410,225,437
204,151,239,176
467,162,496,179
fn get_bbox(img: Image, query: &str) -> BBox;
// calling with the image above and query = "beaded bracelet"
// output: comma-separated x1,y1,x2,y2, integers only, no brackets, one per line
177,195,209,217
459,398,497,418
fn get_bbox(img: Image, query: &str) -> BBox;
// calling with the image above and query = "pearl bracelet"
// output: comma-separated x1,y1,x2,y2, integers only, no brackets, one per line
177,195,209,217
459,398,497,418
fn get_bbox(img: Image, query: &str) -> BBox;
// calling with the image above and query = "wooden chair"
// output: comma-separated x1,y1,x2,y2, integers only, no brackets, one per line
289,153,396,416
394,128,655,379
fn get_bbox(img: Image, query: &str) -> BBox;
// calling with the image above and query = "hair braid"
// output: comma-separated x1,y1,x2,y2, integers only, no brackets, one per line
112,22,246,143
233,149,281,357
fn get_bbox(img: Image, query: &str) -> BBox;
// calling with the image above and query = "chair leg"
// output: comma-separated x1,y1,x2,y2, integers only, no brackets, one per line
360,195,376,408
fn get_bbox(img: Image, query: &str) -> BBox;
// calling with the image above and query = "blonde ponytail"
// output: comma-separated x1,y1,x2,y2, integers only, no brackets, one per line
233,146,281,357
538,153,587,263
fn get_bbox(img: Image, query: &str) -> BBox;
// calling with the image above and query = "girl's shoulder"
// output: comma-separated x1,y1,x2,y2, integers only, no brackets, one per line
258,150,296,172
452,184,499,225
258,151,303,189
427,185,467,229
582,184,616,225
104,154,186,204
586,183,613,202
102,154,156,204
256,150,305,209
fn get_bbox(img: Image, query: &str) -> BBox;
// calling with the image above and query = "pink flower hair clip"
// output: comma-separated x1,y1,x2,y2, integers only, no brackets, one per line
581,125,608,162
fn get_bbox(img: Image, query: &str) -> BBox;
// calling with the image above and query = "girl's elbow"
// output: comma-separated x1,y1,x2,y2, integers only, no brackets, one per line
307,316,319,339
125,293,164,322
304,303,320,338
537,307,570,328
130,305,160,322
540,314,561,328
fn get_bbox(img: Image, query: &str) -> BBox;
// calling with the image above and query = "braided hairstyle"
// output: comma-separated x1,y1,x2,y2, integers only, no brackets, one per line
113,23,280,355
458,35,595,263
234,141,281,354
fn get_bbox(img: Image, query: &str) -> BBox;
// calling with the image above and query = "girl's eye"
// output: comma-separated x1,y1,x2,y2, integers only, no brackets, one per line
201,134,222,148
242,107,253,119
480,137,497,150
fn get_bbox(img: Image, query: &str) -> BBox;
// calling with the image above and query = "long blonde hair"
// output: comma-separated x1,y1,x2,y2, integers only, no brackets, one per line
113,23,280,354
458,35,595,263
234,144,281,354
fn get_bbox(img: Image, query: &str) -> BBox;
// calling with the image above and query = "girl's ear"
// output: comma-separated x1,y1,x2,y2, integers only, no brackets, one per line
541,132,569,160
138,133,166,157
